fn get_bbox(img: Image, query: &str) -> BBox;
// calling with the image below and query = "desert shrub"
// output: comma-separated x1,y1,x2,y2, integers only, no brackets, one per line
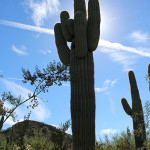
0,133,6,149
95,128,136,150
28,128,53,150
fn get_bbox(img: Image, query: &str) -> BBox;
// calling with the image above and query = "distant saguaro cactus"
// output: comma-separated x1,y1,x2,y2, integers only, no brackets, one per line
121,71,146,150
148,63,150,92
54,0,100,149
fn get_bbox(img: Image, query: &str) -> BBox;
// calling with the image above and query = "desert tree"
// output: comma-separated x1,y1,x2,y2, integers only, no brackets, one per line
0,61,70,131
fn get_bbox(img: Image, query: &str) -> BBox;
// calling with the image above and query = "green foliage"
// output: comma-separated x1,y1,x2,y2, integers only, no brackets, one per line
95,128,136,150
28,128,53,150
51,119,71,150
0,133,6,149
144,100,150,138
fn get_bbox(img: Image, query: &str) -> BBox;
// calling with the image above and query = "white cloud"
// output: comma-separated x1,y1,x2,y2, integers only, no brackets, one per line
12,45,28,56
52,124,72,134
100,129,118,135
66,127,72,134
5,118,15,126
104,79,118,86
0,19,54,34
2,79,31,99
99,39,150,57
24,0,59,26
32,104,51,121
95,79,118,93
5,118,24,126
100,47,137,72
62,83,70,87
52,124,59,128
110,79,118,86
95,87,108,92
1,18,149,71
129,30,150,43
40,50,52,54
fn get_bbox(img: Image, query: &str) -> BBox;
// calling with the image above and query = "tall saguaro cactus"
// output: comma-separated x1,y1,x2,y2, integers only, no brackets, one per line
121,71,146,149
54,0,100,149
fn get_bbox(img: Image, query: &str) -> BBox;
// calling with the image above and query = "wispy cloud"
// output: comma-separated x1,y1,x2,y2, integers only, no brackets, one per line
100,129,118,135
98,39,150,71
1,18,150,70
11,45,28,55
40,50,52,55
129,30,150,43
101,47,137,72
95,87,108,93
95,79,118,93
104,79,118,86
0,19,54,34
99,39,150,57
24,0,59,26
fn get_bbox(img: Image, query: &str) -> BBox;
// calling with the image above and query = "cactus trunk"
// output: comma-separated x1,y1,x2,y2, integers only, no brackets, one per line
70,49,95,149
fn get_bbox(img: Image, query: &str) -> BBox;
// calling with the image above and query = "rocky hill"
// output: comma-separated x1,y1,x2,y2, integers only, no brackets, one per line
1,120,72,149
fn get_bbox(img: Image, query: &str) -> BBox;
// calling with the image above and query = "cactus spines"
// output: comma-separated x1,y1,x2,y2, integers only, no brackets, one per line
121,71,146,150
54,0,100,149
148,63,150,92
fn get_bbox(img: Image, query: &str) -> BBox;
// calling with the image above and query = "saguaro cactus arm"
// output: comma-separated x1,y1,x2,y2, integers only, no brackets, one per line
67,19,74,37
54,23,70,66
87,0,100,51
121,98,132,116
60,11,72,42
128,71,141,112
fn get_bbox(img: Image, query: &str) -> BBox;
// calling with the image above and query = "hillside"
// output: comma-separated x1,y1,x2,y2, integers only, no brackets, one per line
1,120,72,149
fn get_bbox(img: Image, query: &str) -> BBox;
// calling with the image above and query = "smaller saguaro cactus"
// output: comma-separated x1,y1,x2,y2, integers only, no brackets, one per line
147,63,150,92
121,71,146,150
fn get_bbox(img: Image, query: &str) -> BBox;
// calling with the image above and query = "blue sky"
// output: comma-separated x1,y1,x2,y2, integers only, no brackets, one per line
0,0,150,140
